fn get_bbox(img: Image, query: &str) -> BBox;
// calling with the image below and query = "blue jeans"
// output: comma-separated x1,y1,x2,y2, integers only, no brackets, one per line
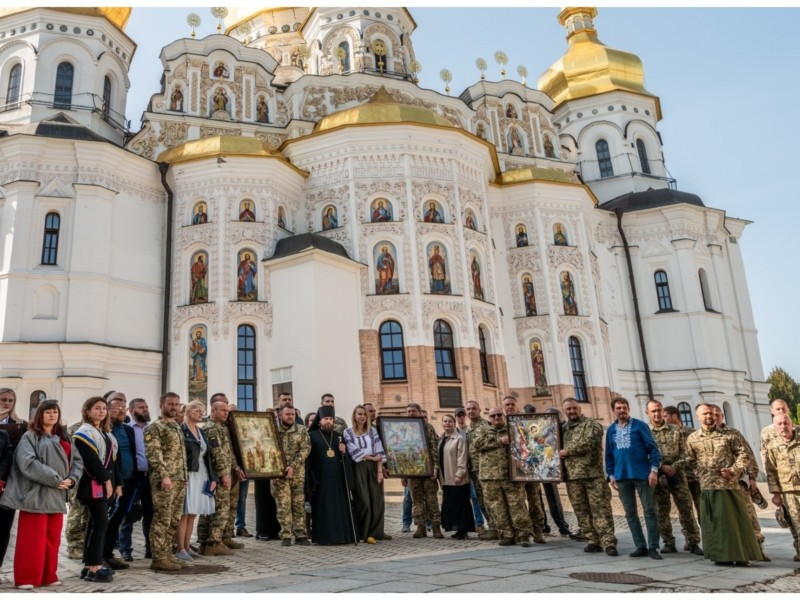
235,480,250,529
616,479,659,550
402,486,412,527
469,481,485,527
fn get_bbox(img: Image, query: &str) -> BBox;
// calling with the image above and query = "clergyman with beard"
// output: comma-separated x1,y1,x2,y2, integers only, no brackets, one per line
307,406,356,545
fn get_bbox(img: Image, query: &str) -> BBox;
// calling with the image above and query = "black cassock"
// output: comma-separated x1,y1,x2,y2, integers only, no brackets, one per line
307,429,356,545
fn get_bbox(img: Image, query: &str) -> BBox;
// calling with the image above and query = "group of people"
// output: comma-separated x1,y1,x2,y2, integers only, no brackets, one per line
0,386,798,589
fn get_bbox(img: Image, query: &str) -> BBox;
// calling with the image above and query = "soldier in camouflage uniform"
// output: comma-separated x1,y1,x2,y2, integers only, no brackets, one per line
64,420,88,559
196,398,237,556
559,398,617,555
403,403,443,539
473,407,533,546
686,403,762,565
272,405,311,546
764,413,800,561
760,399,799,466
144,392,188,572
663,406,701,522
645,400,702,555
501,396,546,543
711,404,769,560
466,400,494,539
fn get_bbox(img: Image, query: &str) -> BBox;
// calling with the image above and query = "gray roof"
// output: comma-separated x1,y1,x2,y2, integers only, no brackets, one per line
599,188,705,213
268,233,351,261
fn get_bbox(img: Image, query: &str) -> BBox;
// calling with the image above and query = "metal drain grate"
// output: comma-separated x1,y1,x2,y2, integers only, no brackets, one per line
570,572,654,585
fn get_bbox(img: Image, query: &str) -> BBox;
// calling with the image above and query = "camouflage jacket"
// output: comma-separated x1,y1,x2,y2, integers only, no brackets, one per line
333,416,348,436
764,432,800,494
465,418,490,473
649,422,687,471
685,426,751,490
144,418,187,482
719,424,758,479
761,423,800,467
679,426,697,480
423,421,440,471
278,421,311,473
561,415,605,480
472,425,510,480
201,420,236,476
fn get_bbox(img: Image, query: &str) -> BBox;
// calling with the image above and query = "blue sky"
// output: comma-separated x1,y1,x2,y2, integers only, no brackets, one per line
124,7,800,381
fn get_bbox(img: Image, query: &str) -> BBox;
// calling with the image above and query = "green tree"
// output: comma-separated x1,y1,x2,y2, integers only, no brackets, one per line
767,366,800,421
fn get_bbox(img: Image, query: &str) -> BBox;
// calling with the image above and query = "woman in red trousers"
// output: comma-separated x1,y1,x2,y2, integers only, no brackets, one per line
0,400,83,589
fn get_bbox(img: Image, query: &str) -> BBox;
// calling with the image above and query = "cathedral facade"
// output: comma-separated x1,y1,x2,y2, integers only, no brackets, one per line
0,7,770,447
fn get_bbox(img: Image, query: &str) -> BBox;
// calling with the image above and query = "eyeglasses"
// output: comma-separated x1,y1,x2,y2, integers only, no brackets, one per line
489,414,504,419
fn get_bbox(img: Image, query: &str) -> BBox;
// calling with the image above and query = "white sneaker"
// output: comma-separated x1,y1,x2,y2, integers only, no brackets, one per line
174,550,193,561
16,584,34,590
45,581,62,587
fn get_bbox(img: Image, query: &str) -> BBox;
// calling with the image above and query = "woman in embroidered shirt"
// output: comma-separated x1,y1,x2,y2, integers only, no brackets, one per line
74,396,122,583
0,400,82,589
343,405,390,544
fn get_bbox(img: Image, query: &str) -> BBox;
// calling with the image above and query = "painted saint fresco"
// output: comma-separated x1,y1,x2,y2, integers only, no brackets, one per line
465,209,478,231
516,225,529,247
237,249,257,301
530,338,549,395
427,243,450,295
553,223,568,246
192,202,208,225
423,200,444,223
277,206,287,229
374,241,399,295
371,198,393,222
522,275,537,316
239,200,256,222
190,251,208,304
471,253,484,301
560,271,578,315
322,205,338,230
188,324,208,406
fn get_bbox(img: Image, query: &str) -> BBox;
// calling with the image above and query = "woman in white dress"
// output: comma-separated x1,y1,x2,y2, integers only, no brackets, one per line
177,401,217,561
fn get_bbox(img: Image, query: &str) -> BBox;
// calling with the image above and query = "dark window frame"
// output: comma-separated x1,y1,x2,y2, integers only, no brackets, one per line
54,62,74,110
568,336,588,402
237,324,257,411
596,138,613,178
102,75,112,120
636,138,651,175
434,319,457,380
6,63,21,110
654,270,674,311
41,212,61,265
478,326,491,384
677,401,694,428
379,320,407,381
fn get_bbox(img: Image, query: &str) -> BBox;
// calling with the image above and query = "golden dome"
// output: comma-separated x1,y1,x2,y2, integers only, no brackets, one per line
538,7,661,119
0,7,131,31
315,87,454,132
158,136,284,165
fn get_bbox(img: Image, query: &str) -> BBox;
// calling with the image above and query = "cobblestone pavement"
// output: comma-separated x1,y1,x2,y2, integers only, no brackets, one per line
2,482,799,593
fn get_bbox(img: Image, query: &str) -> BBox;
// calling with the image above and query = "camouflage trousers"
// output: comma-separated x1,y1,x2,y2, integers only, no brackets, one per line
65,488,88,553
687,477,702,522
739,485,764,544
227,479,240,541
781,491,800,555
565,477,617,548
149,478,186,561
482,479,532,541
271,476,307,540
408,477,441,525
197,482,231,545
470,470,491,528
654,471,701,546
524,481,546,535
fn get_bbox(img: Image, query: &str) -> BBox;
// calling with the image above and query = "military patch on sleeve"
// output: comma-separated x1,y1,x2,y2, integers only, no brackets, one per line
144,432,152,442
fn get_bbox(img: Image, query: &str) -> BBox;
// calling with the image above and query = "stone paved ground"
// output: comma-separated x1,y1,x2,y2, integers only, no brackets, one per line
2,482,799,593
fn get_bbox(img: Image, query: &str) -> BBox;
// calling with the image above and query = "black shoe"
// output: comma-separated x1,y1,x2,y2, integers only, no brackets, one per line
605,546,618,556
629,547,648,557
236,527,253,538
104,556,131,570
648,549,663,560
294,537,311,546
498,538,514,546
255,533,271,541
661,543,677,554
85,570,114,583
584,543,603,553
144,549,152,559
120,552,134,562
569,533,588,542
559,530,573,538
80,568,89,580
280,539,291,547
688,544,704,556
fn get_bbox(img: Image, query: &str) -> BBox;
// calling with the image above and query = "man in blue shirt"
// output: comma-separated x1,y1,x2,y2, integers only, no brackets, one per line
605,397,662,560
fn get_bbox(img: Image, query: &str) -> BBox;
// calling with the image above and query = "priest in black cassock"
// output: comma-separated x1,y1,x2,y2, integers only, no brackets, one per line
307,406,357,545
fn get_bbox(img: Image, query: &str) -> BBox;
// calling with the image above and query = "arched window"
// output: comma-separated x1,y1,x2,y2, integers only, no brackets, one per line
29,390,46,421
6,63,21,110
698,268,713,311
53,62,74,109
596,139,613,178
568,336,588,402
102,75,112,121
654,270,673,311
677,401,694,428
723,401,733,427
478,326,491,384
41,212,61,265
237,324,256,411
434,320,456,380
379,320,406,380
636,139,651,175
337,41,351,73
